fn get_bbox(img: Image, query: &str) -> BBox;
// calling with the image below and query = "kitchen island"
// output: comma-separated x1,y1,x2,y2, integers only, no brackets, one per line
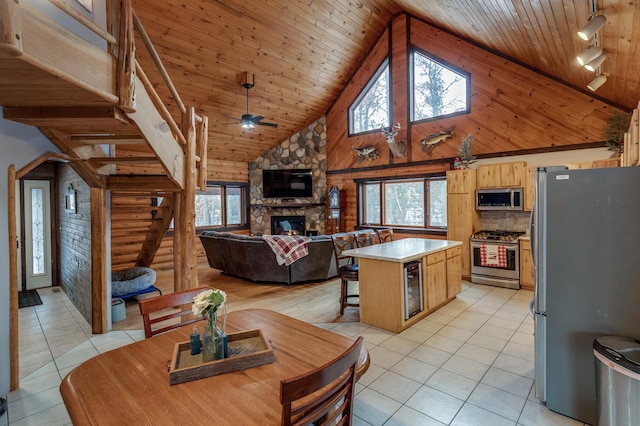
343,238,463,333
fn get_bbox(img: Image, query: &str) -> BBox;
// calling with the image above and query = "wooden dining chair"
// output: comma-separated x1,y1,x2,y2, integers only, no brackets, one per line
138,287,210,338
331,234,359,315
375,228,394,244
353,229,376,248
280,336,363,426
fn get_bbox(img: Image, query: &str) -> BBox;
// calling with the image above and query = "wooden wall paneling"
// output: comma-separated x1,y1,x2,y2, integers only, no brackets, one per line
407,18,617,157
326,26,390,171
390,14,409,163
206,159,249,182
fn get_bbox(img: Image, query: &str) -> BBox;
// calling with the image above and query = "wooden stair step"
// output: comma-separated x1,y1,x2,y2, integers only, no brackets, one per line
2,106,138,134
107,175,181,192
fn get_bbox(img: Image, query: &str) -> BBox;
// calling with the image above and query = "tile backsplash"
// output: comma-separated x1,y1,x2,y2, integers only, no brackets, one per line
479,210,531,233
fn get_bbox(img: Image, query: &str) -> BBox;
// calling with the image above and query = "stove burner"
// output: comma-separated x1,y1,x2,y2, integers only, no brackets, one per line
471,230,525,241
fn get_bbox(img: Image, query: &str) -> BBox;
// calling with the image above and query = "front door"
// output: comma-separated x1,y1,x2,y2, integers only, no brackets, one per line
23,179,52,290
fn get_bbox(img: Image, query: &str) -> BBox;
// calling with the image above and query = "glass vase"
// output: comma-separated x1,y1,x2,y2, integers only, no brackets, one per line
202,309,228,362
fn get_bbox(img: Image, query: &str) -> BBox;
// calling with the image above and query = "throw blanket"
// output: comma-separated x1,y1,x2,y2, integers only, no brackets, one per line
262,235,312,266
480,244,507,267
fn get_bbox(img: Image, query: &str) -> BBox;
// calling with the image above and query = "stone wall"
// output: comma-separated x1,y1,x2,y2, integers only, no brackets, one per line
249,117,327,235
58,164,93,323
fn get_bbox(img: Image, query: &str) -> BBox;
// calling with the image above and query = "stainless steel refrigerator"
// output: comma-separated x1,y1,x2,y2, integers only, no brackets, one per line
531,166,640,425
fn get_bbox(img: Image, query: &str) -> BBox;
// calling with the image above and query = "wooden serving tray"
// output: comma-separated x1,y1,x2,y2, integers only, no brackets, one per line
168,329,276,385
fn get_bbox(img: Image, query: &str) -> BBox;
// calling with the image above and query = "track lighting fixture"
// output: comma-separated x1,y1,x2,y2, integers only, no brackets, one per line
578,15,606,40
576,46,602,67
587,74,607,91
585,53,606,72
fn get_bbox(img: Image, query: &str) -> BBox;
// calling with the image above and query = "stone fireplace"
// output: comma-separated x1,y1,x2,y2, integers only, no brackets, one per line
249,116,328,236
271,215,306,235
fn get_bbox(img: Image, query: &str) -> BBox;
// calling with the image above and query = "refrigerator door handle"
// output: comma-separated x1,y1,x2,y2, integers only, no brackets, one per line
528,299,535,318
529,207,535,267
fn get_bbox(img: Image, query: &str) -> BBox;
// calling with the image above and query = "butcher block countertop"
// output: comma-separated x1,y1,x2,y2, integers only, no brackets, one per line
342,238,462,263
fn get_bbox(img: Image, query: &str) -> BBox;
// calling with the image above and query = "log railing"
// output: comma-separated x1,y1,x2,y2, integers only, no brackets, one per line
47,0,208,190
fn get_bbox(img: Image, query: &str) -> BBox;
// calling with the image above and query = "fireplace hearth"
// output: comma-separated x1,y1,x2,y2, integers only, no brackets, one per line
271,215,306,235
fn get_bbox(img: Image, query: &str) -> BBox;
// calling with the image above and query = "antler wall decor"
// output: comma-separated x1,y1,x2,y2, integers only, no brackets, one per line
380,123,406,158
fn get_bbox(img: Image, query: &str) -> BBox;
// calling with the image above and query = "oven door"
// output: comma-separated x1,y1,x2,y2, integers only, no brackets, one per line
470,240,520,282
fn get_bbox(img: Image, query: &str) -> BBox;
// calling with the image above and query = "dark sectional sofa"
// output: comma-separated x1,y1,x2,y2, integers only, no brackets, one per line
199,231,339,285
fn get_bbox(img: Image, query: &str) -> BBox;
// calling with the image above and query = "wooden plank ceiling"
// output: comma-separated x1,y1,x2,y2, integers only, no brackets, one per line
133,0,640,164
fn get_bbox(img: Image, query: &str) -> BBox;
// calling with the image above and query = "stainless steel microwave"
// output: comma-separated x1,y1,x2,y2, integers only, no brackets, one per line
476,188,523,210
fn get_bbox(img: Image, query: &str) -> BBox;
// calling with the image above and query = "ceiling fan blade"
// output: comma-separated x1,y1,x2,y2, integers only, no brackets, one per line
223,114,241,121
251,115,265,123
256,121,278,127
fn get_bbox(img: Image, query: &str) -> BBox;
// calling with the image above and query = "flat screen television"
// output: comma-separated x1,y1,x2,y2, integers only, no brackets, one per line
263,169,313,198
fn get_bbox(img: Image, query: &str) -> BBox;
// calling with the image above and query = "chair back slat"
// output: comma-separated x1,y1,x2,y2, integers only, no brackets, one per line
280,337,363,426
331,233,356,267
375,228,394,244
138,287,209,338
353,230,375,248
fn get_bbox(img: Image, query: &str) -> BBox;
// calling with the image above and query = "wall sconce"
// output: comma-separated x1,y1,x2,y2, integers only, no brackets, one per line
65,184,77,213
587,74,607,91
585,53,606,72
578,15,606,40
576,45,602,66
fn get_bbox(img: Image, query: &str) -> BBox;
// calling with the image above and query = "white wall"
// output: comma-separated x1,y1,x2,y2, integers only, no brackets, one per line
0,109,57,395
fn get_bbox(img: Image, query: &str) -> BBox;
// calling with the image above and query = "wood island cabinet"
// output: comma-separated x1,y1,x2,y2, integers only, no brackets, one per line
425,251,447,310
344,239,462,333
446,246,462,297
477,161,525,188
446,170,479,279
519,238,534,291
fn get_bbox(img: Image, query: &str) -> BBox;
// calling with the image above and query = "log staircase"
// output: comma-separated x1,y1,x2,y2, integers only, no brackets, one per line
0,0,206,284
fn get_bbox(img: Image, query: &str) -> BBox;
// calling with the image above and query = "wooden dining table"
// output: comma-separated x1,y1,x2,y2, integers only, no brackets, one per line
60,309,368,425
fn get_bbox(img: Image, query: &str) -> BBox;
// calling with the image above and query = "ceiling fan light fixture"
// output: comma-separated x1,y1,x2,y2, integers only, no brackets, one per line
585,52,606,72
578,15,606,40
587,74,607,91
576,45,602,66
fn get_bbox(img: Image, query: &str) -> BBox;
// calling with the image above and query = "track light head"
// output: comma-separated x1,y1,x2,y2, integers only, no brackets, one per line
577,46,602,66
578,15,606,40
585,53,606,72
587,74,607,91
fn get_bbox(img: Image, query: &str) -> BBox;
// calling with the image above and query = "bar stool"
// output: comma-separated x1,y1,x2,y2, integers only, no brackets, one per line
331,233,359,315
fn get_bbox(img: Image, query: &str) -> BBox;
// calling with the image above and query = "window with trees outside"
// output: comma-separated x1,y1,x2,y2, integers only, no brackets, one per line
349,60,390,134
411,48,470,122
358,176,447,230
193,183,248,229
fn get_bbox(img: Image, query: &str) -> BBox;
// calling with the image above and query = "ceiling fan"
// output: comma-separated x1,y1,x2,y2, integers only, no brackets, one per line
226,73,277,130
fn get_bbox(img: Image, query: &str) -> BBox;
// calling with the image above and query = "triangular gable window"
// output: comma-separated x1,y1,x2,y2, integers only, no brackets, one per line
349,60,390,135
412,49,469,122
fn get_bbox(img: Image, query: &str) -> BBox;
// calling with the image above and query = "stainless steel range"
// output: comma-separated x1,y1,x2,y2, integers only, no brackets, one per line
470,230,525,289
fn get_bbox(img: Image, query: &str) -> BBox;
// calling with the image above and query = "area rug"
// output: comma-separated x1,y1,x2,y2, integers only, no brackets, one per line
18,289,43,309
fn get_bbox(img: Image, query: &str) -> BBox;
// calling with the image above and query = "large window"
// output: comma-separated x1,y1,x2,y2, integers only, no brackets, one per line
411,48,470,122
359,176,447,230
194,183,248,229
349,60,390,135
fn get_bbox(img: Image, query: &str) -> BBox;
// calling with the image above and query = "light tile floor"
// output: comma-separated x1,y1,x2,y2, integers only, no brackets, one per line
2,284,590,425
